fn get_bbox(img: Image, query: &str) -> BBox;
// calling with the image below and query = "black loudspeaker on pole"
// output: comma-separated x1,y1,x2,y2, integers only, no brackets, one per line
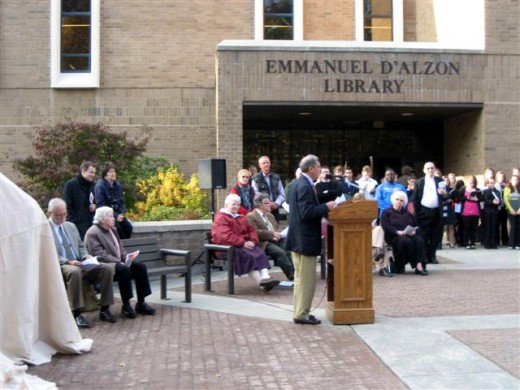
198,159,226,190
198,159,227,220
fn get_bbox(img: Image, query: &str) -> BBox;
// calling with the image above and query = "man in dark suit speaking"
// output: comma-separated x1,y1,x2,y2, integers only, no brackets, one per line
287,155,337,325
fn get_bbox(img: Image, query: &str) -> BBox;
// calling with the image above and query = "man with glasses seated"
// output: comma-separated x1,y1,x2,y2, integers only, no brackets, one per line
246,193,295,281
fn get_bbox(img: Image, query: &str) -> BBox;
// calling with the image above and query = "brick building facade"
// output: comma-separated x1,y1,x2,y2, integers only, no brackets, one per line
0,1,518,188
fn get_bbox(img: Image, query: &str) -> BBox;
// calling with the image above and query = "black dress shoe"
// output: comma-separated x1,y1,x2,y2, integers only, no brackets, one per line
121,304,137,319
428,258,439,264
135,302,156,315
99,309,117,323
415,268,428,276
293,315,321,325
260,278,280,292
75,314,91,328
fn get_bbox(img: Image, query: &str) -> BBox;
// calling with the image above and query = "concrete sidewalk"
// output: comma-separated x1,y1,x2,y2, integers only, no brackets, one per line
29,247,520,389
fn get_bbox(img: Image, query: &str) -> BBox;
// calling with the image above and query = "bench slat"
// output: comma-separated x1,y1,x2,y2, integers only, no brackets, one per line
135,252,163,262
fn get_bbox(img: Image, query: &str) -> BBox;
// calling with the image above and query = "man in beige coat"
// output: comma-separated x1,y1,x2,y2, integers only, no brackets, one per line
246,193,294,281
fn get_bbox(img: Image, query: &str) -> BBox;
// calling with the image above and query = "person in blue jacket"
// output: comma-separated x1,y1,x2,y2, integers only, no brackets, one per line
94,162,133,239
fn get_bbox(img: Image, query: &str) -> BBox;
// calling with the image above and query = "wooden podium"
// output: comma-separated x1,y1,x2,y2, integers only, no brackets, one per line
325,200,378,325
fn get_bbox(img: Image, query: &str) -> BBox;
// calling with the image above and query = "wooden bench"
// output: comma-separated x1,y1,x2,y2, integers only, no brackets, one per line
122,236,192,303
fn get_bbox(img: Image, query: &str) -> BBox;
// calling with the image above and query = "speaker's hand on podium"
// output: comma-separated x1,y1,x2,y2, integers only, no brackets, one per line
326,201,337,211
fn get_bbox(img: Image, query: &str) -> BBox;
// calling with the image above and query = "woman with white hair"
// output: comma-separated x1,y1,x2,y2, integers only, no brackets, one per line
84,206,156,318
381,191,428,275
211,194,280,291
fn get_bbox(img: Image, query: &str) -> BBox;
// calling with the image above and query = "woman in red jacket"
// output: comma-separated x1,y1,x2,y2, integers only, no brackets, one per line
211,194,279,291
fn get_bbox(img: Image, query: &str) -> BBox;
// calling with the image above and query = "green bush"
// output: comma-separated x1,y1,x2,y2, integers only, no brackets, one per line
13,121,150,208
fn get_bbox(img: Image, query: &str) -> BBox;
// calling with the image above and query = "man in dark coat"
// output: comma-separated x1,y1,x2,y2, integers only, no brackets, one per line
412,162,447,264
287,154,336,325
62,161,97,240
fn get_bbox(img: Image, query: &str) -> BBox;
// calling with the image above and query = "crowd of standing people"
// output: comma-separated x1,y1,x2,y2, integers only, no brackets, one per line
438,167,520,251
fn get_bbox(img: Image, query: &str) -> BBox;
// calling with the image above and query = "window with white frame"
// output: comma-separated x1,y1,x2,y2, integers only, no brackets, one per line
253,0,483,50
355,0,404,42
255,0,303,40
51,0,100,88
355,0,484,49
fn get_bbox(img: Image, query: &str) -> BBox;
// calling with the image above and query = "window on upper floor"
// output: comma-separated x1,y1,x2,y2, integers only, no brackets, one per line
61,0,91,72
51,0,100,88
256,0,303,40
363,0,393,42
264,0,294,40
253,0,484,50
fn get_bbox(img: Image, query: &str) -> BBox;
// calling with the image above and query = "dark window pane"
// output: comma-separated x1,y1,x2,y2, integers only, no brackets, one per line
62,16,90,53
264,0,293,40
61,2,91,73
264,0,293,13
62,0,90,13
264,16,293,40
61,55,89,72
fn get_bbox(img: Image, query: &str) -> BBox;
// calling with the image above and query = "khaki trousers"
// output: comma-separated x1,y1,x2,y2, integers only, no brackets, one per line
291,252,317,320
372,225,389,269
61,263,114,311
61,264,85,311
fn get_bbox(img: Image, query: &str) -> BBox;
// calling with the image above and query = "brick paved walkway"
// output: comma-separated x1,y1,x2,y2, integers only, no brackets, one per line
28,247,520,389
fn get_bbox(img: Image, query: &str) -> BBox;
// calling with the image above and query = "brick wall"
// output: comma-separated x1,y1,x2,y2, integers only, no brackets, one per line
0,0,252,180
303,0,355,40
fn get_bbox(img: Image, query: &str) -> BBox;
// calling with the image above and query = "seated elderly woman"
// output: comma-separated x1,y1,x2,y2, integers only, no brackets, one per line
84,206,156,318
381,191,428,276
211,194,280,291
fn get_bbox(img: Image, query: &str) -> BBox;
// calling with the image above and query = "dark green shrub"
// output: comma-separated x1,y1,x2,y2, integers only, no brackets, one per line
14,121,150,208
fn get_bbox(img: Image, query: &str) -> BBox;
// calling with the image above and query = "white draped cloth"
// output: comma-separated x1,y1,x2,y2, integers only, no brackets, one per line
1,173,92,385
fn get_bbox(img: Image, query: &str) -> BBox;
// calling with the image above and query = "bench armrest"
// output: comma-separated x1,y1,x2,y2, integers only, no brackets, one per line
161,249,190,257
157,248,192,303
204,244,233,252
160,249,191,267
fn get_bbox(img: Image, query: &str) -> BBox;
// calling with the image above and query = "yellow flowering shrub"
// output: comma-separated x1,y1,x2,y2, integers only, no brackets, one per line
128,165,210,221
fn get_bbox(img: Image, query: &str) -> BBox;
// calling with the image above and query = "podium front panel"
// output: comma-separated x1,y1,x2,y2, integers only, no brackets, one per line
326,200,377,325
334,224,373,306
